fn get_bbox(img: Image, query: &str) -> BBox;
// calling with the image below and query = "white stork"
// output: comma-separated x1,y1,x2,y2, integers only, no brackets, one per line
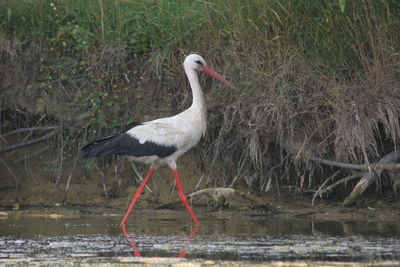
80,54,236,225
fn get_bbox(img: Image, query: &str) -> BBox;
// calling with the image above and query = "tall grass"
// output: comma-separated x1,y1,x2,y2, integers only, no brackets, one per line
1,0,400,194
0,0,206,53
2,1,398,70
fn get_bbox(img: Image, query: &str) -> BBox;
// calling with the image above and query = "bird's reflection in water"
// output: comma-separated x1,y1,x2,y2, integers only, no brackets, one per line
121,224,200,258
177,225,200,258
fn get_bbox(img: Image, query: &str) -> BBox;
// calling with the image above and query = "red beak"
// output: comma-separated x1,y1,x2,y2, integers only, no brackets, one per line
202,66,236,89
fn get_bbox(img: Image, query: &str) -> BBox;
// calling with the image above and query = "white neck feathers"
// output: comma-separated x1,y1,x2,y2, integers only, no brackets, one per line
184,67,205,110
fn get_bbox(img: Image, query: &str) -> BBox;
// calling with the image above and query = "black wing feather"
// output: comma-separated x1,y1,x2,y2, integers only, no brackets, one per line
80,129,177,159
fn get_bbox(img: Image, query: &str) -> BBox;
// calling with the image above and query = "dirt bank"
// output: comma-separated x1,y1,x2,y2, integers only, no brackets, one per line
2,160,400,224
1,130,400,222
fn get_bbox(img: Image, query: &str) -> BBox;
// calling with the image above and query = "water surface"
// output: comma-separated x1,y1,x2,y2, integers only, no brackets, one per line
1,209,400,263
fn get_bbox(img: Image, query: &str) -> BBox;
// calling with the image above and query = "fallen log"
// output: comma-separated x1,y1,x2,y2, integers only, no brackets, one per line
157,187,271,211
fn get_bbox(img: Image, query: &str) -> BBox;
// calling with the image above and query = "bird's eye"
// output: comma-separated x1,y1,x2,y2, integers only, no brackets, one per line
195,60,203,66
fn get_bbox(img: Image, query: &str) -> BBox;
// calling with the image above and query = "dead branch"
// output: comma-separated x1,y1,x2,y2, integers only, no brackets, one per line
94,162,108,198
0,129,60,155
3,126,60,137
312,172,365,205
55,126,64,187
0,156,20,187
342,150,400,206
310,156,364,170
189,187,236,199
13,146,50,163
157,187,271,210
63,152,80,204
129,161,152,193
0,113,89,156
311,170,340,204
311,155,400,171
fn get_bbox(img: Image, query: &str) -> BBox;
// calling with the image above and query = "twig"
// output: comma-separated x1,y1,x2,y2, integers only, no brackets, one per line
206,126,225,185
194,173,205,191
115,165,119,183
21,115,46,143
94,162,108,198
0,156,20,188
3,126,60,137
55,122,64,187
261,154,289,191
63,152,80,204
312,170,341,204
312,172,364,205
24,157,38,185
129,161,152,193
228,152,248,188
0,135,7,143
13,146,50,163
0,129,60,155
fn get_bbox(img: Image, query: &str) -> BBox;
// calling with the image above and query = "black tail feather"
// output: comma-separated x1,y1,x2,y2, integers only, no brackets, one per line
80,133,121,159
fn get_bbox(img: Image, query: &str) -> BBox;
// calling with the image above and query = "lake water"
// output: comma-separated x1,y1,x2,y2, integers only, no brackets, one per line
1,208,400,265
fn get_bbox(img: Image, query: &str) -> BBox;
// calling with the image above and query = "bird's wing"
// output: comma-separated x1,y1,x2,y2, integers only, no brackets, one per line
126,120,191,149
80,123,181,159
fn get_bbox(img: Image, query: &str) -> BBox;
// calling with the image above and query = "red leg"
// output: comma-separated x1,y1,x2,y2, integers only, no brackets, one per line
120,167,155,225
172,169,199,225
121,225,142,257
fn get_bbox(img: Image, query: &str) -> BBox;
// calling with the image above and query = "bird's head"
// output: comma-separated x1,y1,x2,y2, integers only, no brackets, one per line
184,54,236,89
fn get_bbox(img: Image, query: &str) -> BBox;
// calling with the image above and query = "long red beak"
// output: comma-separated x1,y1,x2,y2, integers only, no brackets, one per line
202,66,236,89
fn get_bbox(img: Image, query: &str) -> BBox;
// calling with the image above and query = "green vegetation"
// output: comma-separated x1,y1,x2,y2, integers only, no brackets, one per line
1,0,400,204
0,0,205,53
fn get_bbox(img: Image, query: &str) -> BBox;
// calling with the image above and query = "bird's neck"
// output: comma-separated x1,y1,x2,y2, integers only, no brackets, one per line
185,68,205,110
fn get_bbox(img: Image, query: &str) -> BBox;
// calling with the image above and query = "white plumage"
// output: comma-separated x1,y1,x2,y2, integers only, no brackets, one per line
126,106,206,169
80,54,236,225
125,54,208,168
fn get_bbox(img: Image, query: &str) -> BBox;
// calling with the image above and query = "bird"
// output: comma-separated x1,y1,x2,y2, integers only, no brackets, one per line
80,54,236,225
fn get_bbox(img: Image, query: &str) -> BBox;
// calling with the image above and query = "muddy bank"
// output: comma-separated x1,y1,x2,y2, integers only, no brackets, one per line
1,137,400,223
0,148,208,208
2,165,400,224
1,194,400,226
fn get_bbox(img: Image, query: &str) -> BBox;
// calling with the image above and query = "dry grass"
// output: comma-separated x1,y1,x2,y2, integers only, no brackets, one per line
1,0,400,199
193,1,400,196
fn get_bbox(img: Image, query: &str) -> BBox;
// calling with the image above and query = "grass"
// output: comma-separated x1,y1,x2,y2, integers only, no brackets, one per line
0,0,205,53
1,0,400,198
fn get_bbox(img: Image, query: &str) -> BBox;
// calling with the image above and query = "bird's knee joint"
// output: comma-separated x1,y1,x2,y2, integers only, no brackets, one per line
178,192,187,200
